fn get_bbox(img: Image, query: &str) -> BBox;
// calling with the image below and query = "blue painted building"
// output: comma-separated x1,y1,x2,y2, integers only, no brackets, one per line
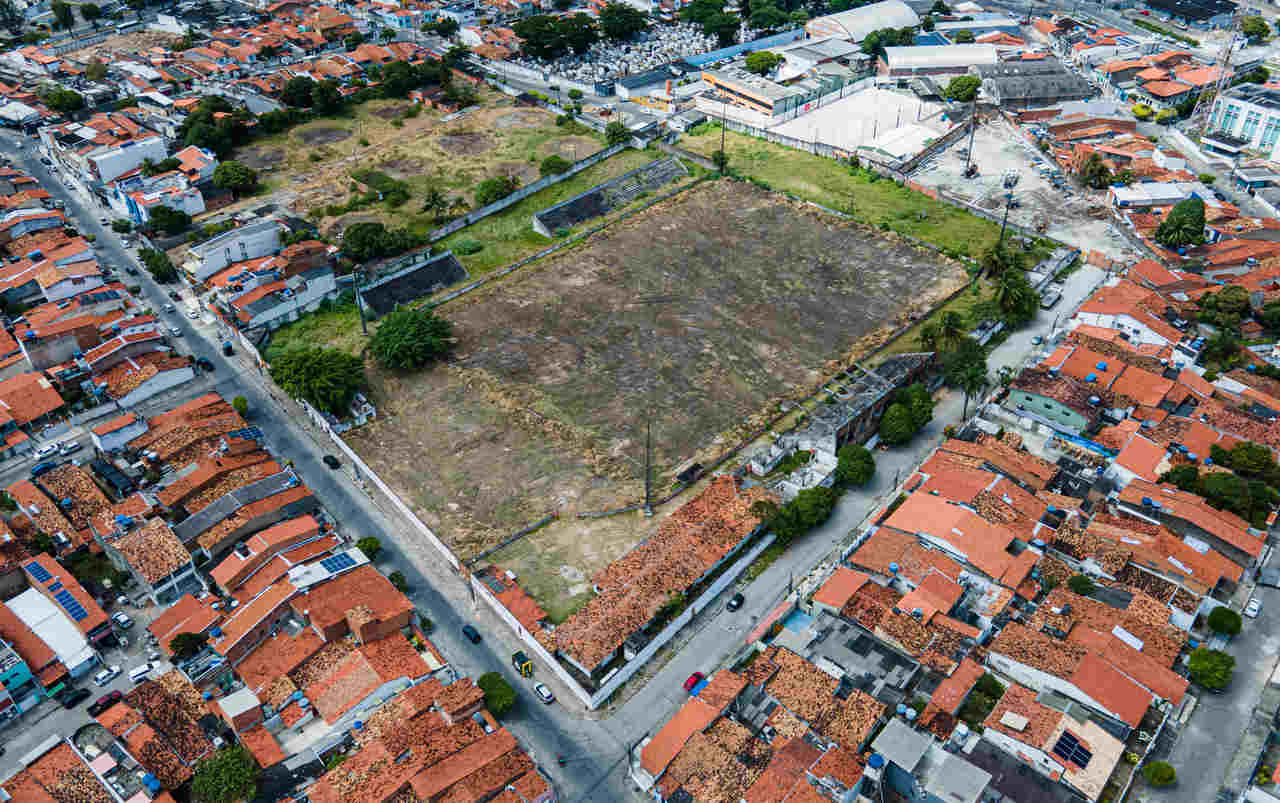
0,638,42,721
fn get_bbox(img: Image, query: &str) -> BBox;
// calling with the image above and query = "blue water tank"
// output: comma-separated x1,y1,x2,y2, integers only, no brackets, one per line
353,720,363,730
896,704,907,715
1142,497,1153,506
889,562,899,574
1205,457,1213,465
868,754,886,769
1096,361,1107,371
1086,373,1097,382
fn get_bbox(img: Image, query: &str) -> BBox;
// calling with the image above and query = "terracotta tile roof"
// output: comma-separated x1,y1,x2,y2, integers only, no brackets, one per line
236,629,324,694
25,741,112,802
360,635,429,684
289,564,412,633
482,565,549,635
763,646,840,724
745,737,821,803
812,567,870,610
0,371,64,425
21,553,109,635
436,677,485,719
113,518,190,585
124,678,214,765
148,593,222,655
1069,651,1151,726
983,682,1060,747
990,622,1086,677
930,657,984,715
156,450,276,508
697,669,748,712
0,594,57,674
898,571,963,620
195,484,314,551
938,435,1058,489
1119,478,1262,559
556,475,773,669
882,493,1019,582
822,688,885,750
240,726,286,768
212,578,296,656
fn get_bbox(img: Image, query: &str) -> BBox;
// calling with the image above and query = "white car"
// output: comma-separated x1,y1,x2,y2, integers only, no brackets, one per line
1246,598,1262,618
58,441,81,456
170,326,182,337
33,443,57,460
534,682,555,704
93,665,121,686
112,611,135,630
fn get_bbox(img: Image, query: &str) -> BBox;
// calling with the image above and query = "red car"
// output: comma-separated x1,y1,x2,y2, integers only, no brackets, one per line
683,672,705,693
87,690,122,716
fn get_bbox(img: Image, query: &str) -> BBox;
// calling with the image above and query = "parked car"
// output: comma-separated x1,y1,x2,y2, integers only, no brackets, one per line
462,624,482,644
726,592,744,612
169,326,182,337
196,357,215,371
93,665,121,686
162,303,174,313
1246,598,1262,618
534,682,555,704
88,690,122,715
129,663,156,684
168,290,181,301
33,443,57,460
683,672,705,693
58,441,81,456
112,611,134,630
60,688,91,708
124,266,138,275
1031,335,1045,345
323,455,341,469
222,342,234,356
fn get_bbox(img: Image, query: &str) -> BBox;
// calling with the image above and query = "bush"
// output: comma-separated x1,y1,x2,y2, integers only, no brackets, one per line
169,632,207,659
1188,647,1234,690
540,154,572,176
231,396,248,417
1067,574,1095,595
1132,104,1153,120
834,443,875,488
269,347,365,415
474,175,521,206
359,137,370,146
454,239,483,255
368,306,454,371
192,746,259,803
477,671,516,716
975,673,1005,698
1143,761,1176,787
388,571,408,592
1207,605,1242,636
356,536,383,561
111,219,132,233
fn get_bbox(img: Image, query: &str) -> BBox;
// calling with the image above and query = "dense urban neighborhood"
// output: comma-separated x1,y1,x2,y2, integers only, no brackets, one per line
3,0,1280,799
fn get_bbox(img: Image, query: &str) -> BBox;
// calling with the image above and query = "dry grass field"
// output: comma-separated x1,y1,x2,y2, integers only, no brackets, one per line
343,179,967,620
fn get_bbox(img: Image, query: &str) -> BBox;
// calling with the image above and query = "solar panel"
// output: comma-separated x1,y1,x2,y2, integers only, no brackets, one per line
1052,731,1092,768
25,561,51,582
47,581,62,593
321,553,356,573
54,589,88,622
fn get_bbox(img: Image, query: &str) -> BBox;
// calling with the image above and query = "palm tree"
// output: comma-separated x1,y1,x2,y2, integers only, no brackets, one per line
919,322,940,351
420,185,448,222
940,311,966,349
448,197,470,217
993,269,1030,317
959,362,987,419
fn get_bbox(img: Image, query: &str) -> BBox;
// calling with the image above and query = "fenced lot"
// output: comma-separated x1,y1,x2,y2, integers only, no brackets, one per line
343,179,968,621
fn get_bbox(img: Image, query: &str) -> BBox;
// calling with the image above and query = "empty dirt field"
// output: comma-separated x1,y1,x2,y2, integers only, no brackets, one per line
344,179,967,619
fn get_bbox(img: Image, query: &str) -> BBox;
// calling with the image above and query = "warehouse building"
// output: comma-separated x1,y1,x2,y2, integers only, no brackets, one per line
975,61,1095,108
806,0,919,42
880,44,998,78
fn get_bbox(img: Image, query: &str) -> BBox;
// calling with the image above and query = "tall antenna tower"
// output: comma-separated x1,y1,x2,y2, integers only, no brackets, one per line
1188,4,1247,139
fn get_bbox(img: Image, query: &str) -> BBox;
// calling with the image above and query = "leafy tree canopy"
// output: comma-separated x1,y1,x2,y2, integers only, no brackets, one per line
1155,197,1206,248
341,221,425,262
170,632,208,659
744,50,783,75
945,74,981,102
148,205,191,235
1207,605,1242,636
598,1,648,39
834,443,875,488
192,747,259,803
212,161,259,194
1187,647,1234,690
269,347,365,415
369,306,454,371
478,672,517,716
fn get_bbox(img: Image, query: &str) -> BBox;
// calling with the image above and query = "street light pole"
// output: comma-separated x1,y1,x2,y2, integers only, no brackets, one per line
354,267,368,335
999,191,1014,248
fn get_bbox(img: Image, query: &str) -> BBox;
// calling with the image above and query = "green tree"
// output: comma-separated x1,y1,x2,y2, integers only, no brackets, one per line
420,185,449,221
790,9,808,23
356,536,382,560
945,74,981,102
169,632,208,659
388,570,408,592
1242,14,1270,42
148,205,191,235
957,361,986,419
231,396,248,417
945,336,988,388
192,747,259,803
598,1,648,39
343,31,364,50
747,0,789,30
897,383,933,431
1067,574,1095,595
921,14,935,31
478,672,517,716
879,403,916,446
766,486,838,545
919,322,940,351
953,29,974,42
51,0,74,28
744,50,783,75
1132,103,1153,120
605,120,630,146
0,0,21,31
138,248,178,282
1200,329,1241,366
992,267,1039,328
281,75,316,107
981,240,1024,276
369,306,454,371
834,443,875,488
1187,647,1234,690
474,175,521,206
41,86,84,115
703,11,740,46
1155,197,1206,247
311,79,343,114
1077,151,1112,189
939,310,967,348
432,17,459,36
560,12,598,53
79,2,101,21
85,61,107,82
1142,761,1177,788
540,154,571,176
111,219,132,233
212,161,258,196
341,221,424,261
511,15,564,59
1207,605,1242,636
712,149,729,172
269,347,365,415
861,26,913,57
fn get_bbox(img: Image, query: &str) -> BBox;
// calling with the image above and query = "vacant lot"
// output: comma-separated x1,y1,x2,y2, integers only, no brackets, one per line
344,179,967,618
680,125,1002,259
234,96,608,232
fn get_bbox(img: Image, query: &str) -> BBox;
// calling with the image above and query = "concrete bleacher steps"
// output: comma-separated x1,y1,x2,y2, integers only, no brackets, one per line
533,157,689,237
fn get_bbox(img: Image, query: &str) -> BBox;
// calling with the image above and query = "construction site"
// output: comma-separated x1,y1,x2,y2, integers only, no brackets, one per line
909,113,1143,263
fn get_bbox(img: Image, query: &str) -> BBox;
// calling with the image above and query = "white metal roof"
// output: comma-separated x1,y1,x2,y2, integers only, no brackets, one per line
806,0,920,42
7,588,95,669
883,44,999,70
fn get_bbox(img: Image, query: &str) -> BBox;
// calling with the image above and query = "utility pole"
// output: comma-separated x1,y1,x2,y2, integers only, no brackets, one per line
999,191,1014,247
354,267,368,334
720,92,728,173
643,416,653,517
964,99,977,176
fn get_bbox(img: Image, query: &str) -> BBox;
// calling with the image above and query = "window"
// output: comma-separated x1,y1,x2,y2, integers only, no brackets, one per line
1262,116,1280,149
1243,110,1263,140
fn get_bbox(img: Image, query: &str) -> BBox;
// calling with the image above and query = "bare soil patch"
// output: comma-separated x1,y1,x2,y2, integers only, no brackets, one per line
551,136,599,161
298,126,352,146
325,212,385,238
372,104,410,120
439,132,494,155
345,180,968,591
238,148,285,170
494,110,545,130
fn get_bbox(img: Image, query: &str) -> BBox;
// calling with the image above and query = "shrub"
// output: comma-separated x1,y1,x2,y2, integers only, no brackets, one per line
309,152,323,162
1067,574,1095,595
388,571,408,592
474,175,521,206
359,137,369,146
477,671,516,716
356,536,382,561
1207,605,1242,636
369,306,454,371
1143,761,1176,787
1188,647,1234,690
454,239,483,255
231,396,248,417
540,154,572,176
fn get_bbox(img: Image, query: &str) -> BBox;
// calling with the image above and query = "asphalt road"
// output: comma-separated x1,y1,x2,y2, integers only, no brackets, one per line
0,130,628,801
